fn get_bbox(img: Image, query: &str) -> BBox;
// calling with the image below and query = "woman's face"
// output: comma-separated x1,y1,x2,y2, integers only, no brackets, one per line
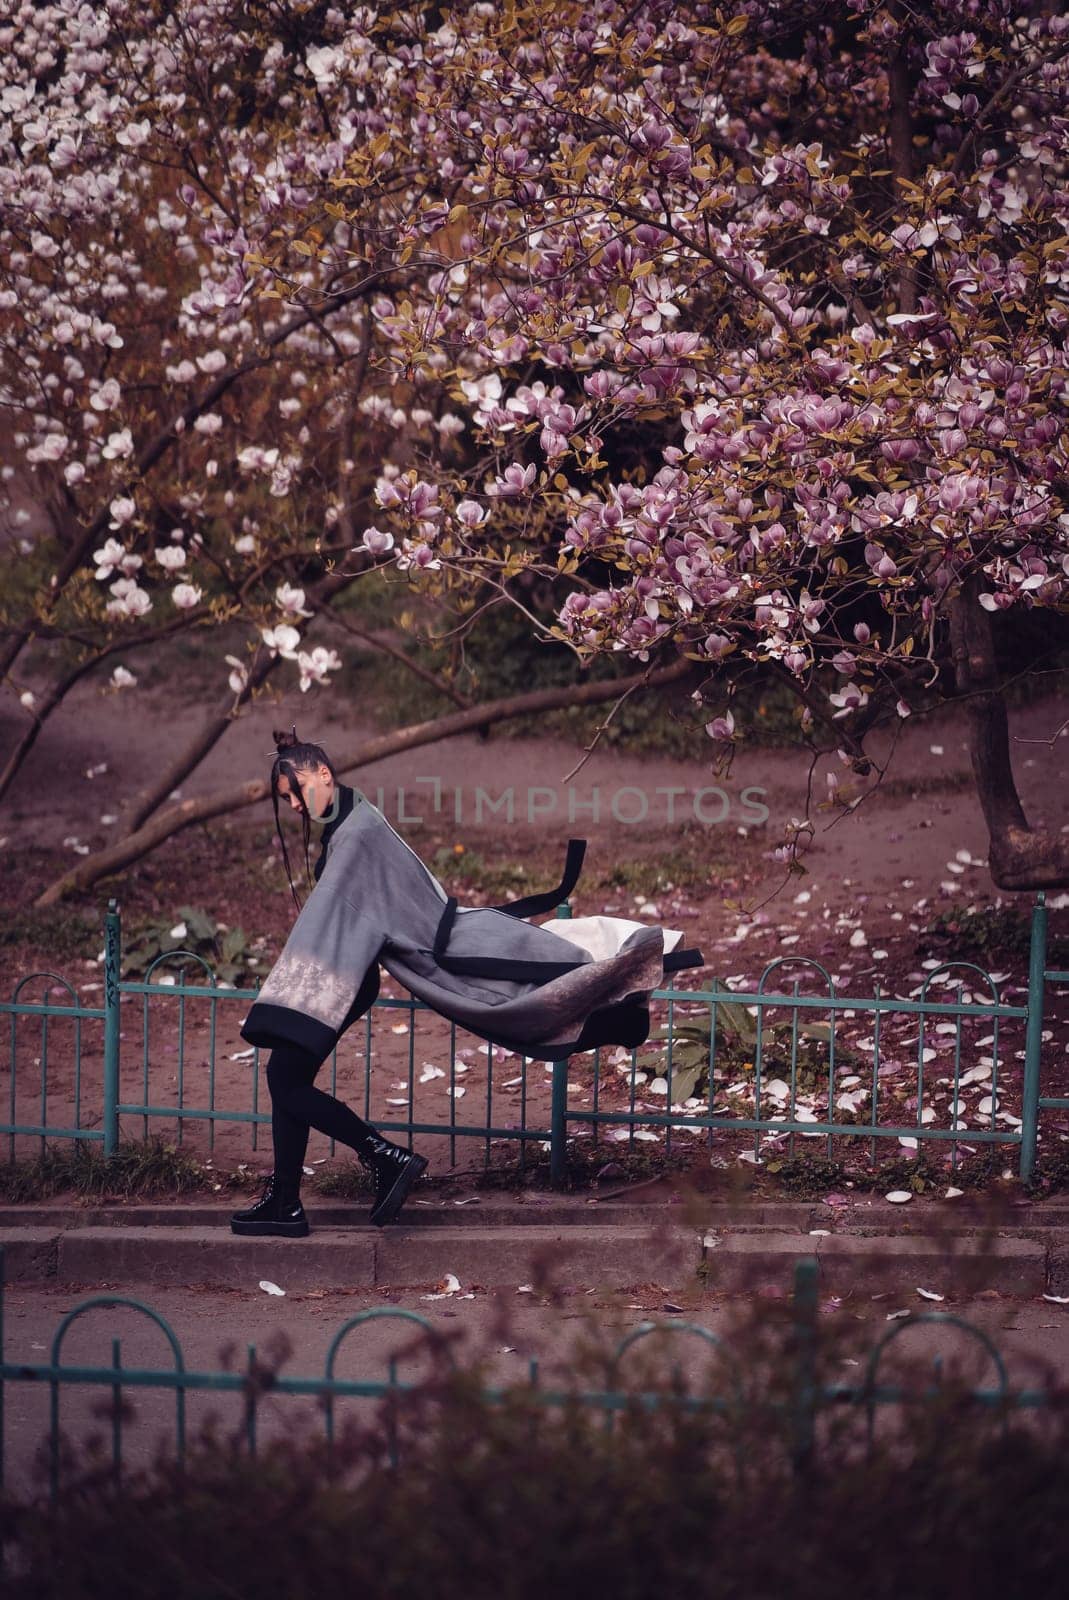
277,762,335,820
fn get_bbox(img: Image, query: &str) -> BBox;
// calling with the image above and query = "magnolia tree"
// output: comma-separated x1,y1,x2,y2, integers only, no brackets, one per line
286,0,1067,887
2,0,1068,899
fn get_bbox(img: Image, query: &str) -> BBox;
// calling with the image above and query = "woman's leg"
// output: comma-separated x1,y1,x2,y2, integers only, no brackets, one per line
233,1040,428,1234
266,1041,381,1165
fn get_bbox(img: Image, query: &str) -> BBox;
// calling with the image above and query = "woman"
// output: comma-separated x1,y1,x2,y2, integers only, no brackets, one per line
233,728,702,1237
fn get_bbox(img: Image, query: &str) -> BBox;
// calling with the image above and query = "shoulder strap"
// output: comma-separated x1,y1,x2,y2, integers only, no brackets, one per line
490,838,587,919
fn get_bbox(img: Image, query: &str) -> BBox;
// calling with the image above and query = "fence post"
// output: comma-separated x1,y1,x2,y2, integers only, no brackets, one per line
103,898,121,1157
549,1059,569,1187
548,901,574,1188
1020,892,1047,1183
791,1257,819,1473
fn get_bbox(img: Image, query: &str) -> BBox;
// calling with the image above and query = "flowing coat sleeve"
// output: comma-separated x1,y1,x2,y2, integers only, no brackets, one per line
240,791,702,1062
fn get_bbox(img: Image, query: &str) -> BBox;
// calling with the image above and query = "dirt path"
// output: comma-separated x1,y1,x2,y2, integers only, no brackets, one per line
3,658,1067,908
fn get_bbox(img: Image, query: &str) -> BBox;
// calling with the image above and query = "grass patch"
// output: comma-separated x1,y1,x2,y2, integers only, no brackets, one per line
428,847,536,901
591,843,723,897
0,1138,213,1202
0,906,100,965
919,901,1069,966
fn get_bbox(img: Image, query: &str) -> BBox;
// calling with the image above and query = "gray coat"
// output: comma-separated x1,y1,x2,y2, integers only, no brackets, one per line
240,785,702,1062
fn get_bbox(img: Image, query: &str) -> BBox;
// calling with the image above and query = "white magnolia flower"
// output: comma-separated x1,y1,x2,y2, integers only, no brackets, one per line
171,582,202,609
192,411,223,435
225,654,249,693
275,582,313,617
196,350,227,374
154,545,186,571
828,684,870,718
269,461,294,496
28,431,68,462
261,624,302,659
109,496,136,525
233,533,256,554
110,665,137,689
90,379,122,411
105,578,152,619
115,118,151,148
236,445,279,472
93,537,126,579
19,689,36,710
101,427,134,460
297,646,342,692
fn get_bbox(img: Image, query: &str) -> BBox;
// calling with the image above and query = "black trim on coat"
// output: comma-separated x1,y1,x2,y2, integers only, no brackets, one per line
435,953,584,981
240,1001,337,1060
313,783,358,883
239,965,381,1058
663,947,703,972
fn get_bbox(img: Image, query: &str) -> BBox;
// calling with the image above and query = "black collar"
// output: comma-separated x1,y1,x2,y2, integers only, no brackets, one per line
313,784,356,880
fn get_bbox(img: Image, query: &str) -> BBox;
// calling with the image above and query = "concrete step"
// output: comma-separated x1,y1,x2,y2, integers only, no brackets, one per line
0,1223,1050,1297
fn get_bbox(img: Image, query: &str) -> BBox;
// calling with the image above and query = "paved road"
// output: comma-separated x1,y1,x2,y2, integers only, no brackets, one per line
3,1279,1067,1499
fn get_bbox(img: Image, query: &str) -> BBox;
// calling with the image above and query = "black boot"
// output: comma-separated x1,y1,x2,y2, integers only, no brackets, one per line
230,1174,309,1237
362,1137,428,1228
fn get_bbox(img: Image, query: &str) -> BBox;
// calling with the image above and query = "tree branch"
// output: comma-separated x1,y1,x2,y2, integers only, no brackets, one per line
33,656,698,906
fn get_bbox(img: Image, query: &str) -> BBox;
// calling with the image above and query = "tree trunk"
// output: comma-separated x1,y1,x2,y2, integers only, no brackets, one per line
888,1,918,316
33,657,694,906
950,580,1069,888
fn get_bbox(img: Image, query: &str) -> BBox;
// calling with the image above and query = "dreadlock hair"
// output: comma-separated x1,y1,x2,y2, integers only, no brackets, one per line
270,725,339,913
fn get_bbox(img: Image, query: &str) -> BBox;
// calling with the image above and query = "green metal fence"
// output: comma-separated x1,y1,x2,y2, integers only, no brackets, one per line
0,1250,1049,1504
2,894,1066,1180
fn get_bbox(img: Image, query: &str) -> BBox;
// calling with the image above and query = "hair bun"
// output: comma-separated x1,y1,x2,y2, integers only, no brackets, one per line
272,723,299,752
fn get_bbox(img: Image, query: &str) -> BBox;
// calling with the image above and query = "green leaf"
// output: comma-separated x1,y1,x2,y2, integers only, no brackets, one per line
176,905,216,944
668,1064,702,1102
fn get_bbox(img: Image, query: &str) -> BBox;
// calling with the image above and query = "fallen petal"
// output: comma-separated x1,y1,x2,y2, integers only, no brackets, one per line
916,1287,945,1302
258,1280,285,1297
885,1190,912,1204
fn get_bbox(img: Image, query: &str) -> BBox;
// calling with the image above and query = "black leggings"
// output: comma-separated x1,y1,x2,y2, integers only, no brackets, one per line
266,1040,380,1182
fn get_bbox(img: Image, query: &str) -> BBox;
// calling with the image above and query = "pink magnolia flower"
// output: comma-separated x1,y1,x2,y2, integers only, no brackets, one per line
396,540,442,572
705,711,736,742
359,526,395,556
454,499,489,528
487,463,537,497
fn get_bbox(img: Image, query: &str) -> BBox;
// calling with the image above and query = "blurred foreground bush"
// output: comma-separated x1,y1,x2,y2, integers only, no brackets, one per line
2,1294,1066,1600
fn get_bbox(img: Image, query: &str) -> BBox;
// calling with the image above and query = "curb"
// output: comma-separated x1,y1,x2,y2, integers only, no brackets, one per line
0,1214,1058,1297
